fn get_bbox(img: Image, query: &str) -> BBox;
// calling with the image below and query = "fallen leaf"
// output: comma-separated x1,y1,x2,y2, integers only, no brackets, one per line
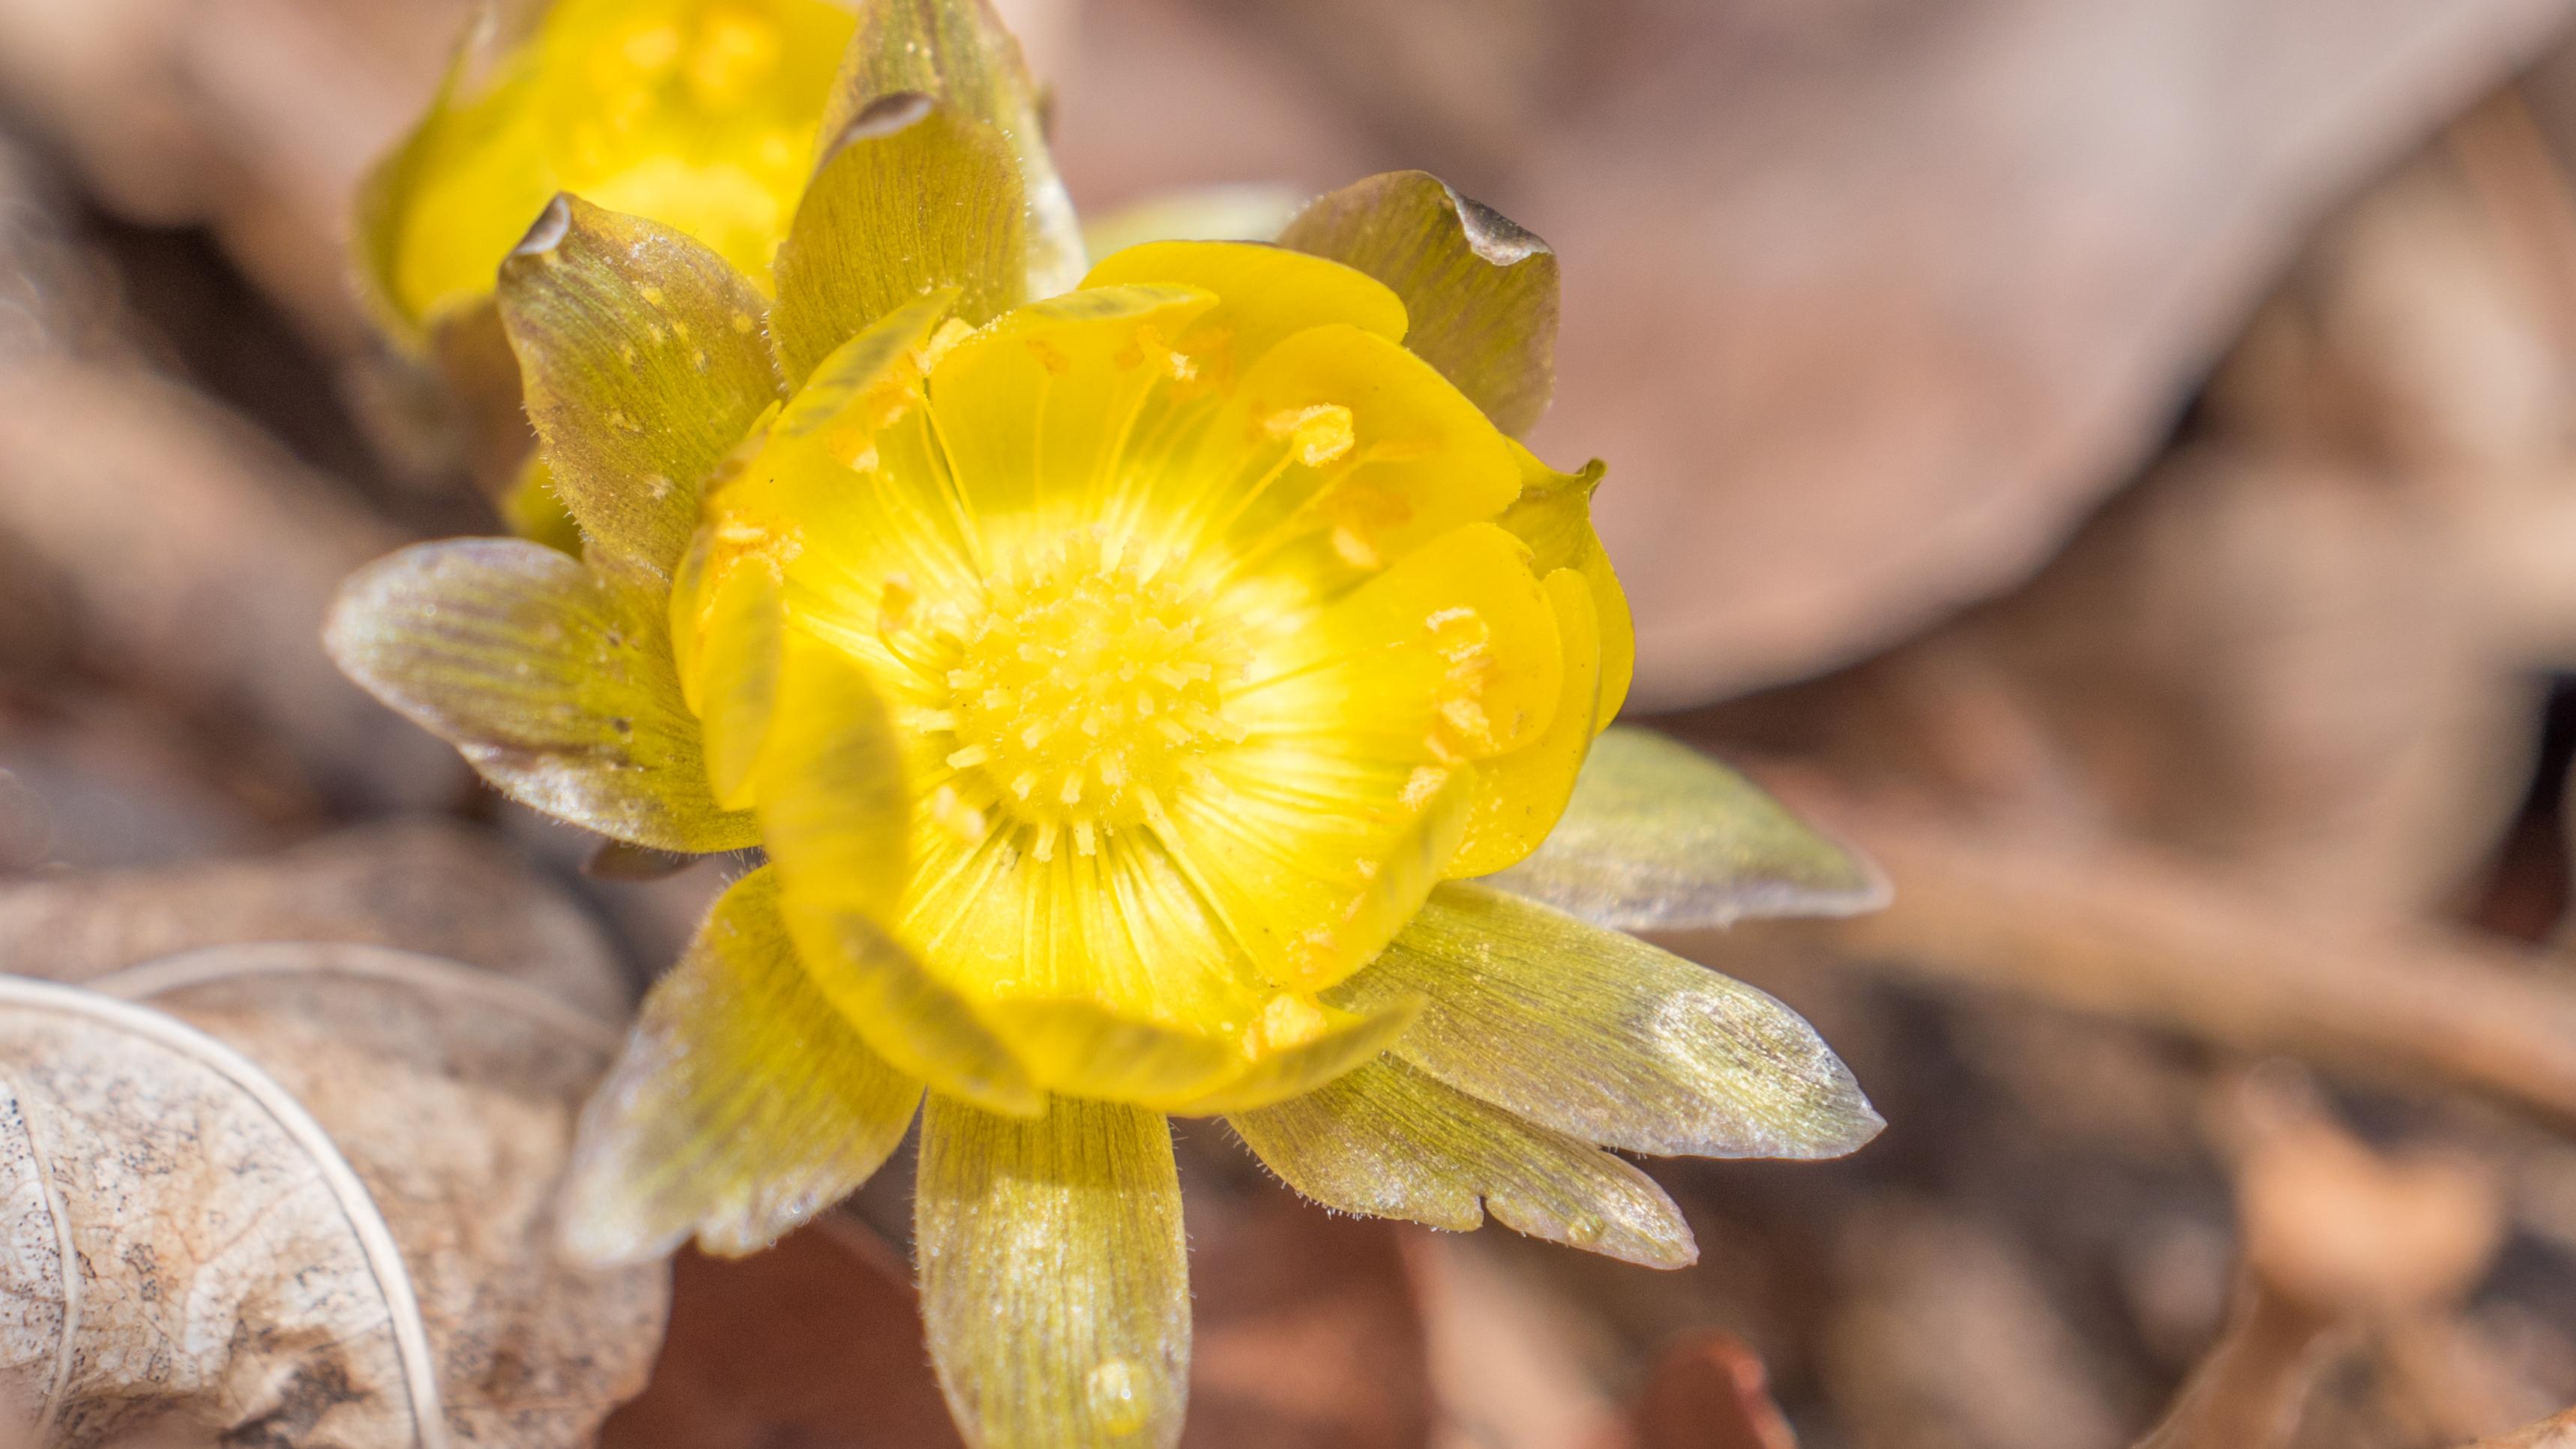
0,942,665,1446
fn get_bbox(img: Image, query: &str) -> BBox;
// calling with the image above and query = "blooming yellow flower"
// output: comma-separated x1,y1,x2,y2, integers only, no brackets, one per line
328,4,1886,1445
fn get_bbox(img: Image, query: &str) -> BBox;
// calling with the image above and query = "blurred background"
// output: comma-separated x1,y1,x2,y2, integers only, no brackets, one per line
12,1,2576,1446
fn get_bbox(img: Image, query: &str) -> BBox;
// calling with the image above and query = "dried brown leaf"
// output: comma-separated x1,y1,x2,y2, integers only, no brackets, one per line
0,944,665,1446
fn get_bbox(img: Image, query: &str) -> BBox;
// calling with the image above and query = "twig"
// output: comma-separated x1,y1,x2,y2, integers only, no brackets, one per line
2134,1277,2340,1449
1717,777,2576,1128
2133,1069,2501,1448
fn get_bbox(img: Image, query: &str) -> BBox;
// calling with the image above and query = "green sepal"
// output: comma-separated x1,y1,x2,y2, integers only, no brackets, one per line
1333,882,1883,1159
561,866,924,1264
1487,726,1888,928
1230,1055,1697,1269
1280,170,1559,436
325,537,759,854
771,94,1028,388
918,1094,1190,1448
496,194,785,579
825,0,1085,298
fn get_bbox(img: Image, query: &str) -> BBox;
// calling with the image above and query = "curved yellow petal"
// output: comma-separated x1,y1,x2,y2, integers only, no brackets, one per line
1167,993,1422,1115
758,633,1045,1115
496,194,784,578
824,0,1086,298
1581,543,1634,731
696,561,784,810
1269,521,1562,761
981,998,1244,1106
918,1094,1190,1448
1279,170,1559,436
560,866,922,1264
926,284,1219,527
1082,240,1406,376
1484,727,1889,930
1229,1055,1695,1269
1331,882,1883,1159
1447,567,1600,879
1198,325,1523,585
771,96,1026,388
325,538,756,853
1496,442,1628,730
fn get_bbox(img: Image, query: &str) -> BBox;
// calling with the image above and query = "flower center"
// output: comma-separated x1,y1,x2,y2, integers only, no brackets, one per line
939,534,1243,856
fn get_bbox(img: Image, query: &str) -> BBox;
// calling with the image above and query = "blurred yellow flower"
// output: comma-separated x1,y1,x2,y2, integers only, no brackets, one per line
360,0,857,337
328,3,1883,1445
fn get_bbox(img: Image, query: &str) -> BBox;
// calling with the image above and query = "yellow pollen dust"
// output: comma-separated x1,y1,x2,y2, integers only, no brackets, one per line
932,534,1245,855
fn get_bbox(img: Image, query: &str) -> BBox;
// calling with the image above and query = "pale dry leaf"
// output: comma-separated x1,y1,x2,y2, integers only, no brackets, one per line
0,944,665,1448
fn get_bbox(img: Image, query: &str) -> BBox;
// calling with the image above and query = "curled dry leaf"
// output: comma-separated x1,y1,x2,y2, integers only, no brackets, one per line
0,943,665,1447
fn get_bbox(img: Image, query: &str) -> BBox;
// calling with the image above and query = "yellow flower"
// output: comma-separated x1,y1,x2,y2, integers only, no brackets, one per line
358,0,861,340
327,4,1885,1445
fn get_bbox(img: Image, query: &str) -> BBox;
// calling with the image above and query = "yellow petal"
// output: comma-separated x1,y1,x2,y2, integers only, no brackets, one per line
773,289,957,442
1265,521,1562,760
1159,747,1471,994
1081,241,1406,374
1196,325,1522,585
824,0,1086,297
1446,567,1600,878
1331,882,1883,1159
980,998,1245,1106
759,633,1044,1115
918,1094,1190,1448
560,866,922,1264
924,284,1219,528
1496,442,1628,729
684,293,963,672
1279,170,1559,436
696,561,784,810
497,194,784,578
755,633,909,915
1229,1055,1696,1269
771,96,1026,388
325,538,756,853
1165,994,1423,1115
1484,726,1889,930
1581,543,1634,732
